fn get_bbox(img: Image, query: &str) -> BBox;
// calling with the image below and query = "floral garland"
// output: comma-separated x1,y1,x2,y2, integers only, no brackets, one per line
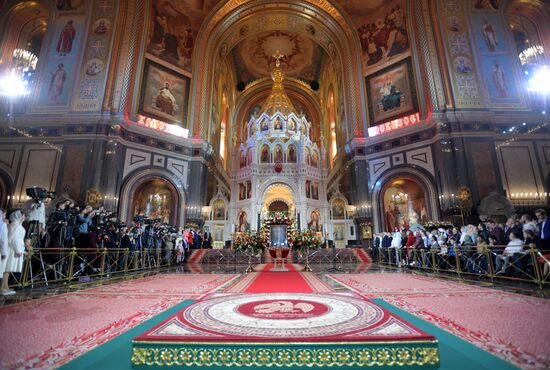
422,220,454,230
232,230,267,253
261,212,296,249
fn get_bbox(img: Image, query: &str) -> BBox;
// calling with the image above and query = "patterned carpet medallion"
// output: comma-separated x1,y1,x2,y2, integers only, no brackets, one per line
131,292,439,368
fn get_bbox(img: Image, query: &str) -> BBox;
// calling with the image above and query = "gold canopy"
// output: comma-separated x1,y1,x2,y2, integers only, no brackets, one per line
258,51,299,118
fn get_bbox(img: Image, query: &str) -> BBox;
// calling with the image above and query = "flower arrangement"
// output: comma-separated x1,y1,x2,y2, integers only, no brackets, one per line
289,229,323,251
422,220,454,231
232,230,267,254
266,212,294,225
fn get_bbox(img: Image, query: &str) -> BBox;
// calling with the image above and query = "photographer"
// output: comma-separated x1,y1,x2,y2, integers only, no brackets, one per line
23,199,46,245
47,201,69,248
75,205,95,248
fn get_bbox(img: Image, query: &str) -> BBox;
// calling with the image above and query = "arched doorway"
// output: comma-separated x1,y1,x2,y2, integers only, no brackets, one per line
262,183,294,218
381,178,429,231
131,178,178,224
372,168,439,232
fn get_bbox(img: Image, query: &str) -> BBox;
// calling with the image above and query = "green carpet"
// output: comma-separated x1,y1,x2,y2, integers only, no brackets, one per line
60,298,519,370
372,299,519,370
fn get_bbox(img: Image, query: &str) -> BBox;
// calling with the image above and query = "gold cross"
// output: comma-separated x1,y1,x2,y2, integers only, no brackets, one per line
272,50,284,67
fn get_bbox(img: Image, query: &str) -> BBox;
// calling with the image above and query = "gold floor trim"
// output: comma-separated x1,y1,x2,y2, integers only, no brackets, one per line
131,346,440,367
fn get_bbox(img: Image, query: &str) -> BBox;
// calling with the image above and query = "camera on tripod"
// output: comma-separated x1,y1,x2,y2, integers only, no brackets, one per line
26,186,56,203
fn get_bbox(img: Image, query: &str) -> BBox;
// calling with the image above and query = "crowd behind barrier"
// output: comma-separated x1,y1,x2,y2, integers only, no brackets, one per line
0,198,214,294
368,209,550,287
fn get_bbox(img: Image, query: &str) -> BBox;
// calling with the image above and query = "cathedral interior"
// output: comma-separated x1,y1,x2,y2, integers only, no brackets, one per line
0,1,550,368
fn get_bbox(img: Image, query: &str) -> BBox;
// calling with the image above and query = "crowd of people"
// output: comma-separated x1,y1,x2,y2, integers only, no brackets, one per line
371,209,550,277
0,198,214,295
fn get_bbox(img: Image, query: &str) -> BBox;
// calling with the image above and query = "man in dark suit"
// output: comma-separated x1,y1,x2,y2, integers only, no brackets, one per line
535,209,550,252
504,217,523,243
203,230,212,248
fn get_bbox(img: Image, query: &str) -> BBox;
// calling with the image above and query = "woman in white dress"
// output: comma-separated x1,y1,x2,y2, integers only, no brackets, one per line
1,210,27,295
0,209,9,295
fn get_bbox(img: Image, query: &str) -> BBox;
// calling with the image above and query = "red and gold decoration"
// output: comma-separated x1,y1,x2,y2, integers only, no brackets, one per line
274,161,283,172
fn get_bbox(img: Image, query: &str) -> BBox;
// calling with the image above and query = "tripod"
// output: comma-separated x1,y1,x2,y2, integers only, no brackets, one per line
326,242,344,273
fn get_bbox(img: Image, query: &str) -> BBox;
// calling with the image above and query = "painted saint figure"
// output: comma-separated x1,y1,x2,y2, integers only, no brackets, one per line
48,63,66,102
57,20,76,56
482,20,498,52
492,61,507,98
155,82,177,115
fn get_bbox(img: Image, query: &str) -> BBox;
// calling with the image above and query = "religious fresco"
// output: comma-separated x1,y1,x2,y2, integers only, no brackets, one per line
56,0,86,12
366,59,416,125
146,0,218,73
436,0,483,109
469,4,526,108
212,199,225,220
382,178,428,231
139,60,190,125
132,179,175,224
72,0,118,112
307,209,321,232
344,0,410,75
238,211,250,232
231,30,324,84
36,16,85,108
332,199,346,220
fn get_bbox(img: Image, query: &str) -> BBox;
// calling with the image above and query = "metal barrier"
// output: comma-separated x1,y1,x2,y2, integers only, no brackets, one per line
199,248,362,265
368,244,549,288
8,247,171,288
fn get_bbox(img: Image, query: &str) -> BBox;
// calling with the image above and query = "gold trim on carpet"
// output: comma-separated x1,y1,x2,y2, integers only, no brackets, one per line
131,346,439,367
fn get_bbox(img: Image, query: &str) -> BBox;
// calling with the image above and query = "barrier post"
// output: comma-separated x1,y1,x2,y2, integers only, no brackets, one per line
100,248,107,277
67,248,76,282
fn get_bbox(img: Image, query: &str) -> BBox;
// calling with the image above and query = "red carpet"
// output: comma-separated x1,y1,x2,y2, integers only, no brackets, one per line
329,273,550,369
352,248,372,263
0,274,238,370
244,264,314,293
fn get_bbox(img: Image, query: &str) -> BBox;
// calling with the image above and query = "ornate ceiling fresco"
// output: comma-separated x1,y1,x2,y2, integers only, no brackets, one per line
230,30,325,85
145,0,218,73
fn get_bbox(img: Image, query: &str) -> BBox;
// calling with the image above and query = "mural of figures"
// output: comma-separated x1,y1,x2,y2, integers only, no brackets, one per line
481,19,498,52
146,0,218,72
213,199,225,220
351,0,410,74
239,183,246,200
455,57,472,74
333,224,344,240
56,0,84,11
260,145,270,163
366,60,415,124
288,145,297,163
382,178,427,231
132,179,175,224
491,60,507,98
332,200,346,220
56,20,76,56
93,19,111,34
139,60,190,125
246,148,253,166
308,210,321,232
306,180,311,198
238,211,250,232
311,183,319,200
246,180,252,199
37,16,84,107
48,63,67,102
310,152,319,168
274,145,283,162
239,150,246,168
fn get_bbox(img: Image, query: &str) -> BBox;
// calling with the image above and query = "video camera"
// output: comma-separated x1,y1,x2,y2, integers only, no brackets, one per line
26,186,56,203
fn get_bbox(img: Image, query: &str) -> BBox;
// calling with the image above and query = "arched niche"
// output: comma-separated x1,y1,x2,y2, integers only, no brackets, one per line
189,0,367,140
119,169,186,226
132,178,177,224
371,167,439,232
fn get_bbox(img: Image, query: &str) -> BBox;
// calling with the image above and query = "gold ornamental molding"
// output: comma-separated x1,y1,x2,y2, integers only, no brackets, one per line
131,346,440,367
190,0,367,142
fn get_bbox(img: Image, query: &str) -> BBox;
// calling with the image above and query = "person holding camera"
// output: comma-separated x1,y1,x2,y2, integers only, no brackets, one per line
75,205,95,248
48,201,69,248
